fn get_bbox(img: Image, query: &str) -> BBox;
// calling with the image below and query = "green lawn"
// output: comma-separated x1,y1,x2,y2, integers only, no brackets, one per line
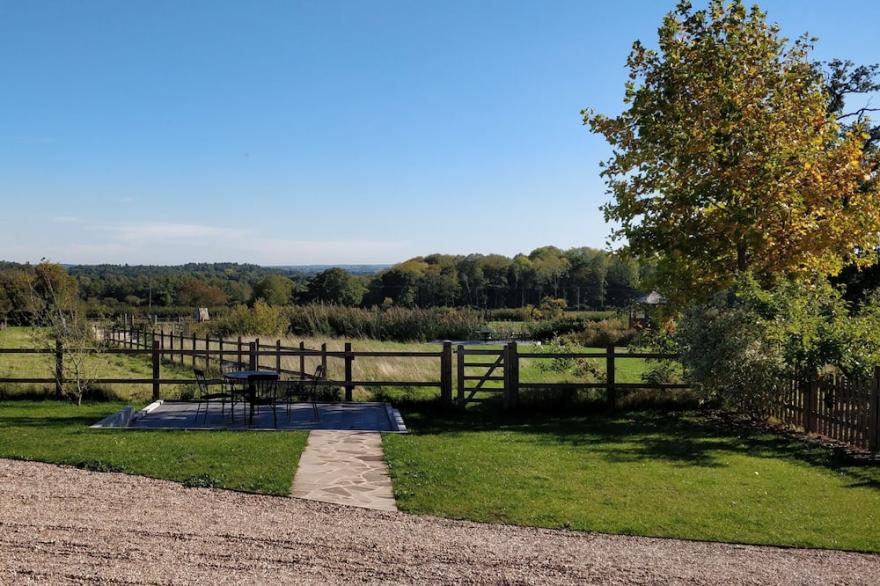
0,401,308,495
384,408,880,552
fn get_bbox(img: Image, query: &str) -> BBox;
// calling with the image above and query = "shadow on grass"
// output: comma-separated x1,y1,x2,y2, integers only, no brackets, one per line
0,408,121,428
0,385,127,402
393,399,880,490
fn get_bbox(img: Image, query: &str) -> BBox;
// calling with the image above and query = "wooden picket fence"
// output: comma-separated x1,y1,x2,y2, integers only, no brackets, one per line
763,372,880,452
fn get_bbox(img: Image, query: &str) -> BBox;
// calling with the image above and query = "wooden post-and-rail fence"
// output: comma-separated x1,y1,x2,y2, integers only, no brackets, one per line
1,321,879,453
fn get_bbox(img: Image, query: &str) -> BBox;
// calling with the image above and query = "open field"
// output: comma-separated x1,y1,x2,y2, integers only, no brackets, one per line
384,408,880,552
0,401,308,495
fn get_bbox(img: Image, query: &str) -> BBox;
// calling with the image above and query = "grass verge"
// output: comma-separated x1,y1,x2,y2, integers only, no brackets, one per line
0,401,308,495
383,407,880,552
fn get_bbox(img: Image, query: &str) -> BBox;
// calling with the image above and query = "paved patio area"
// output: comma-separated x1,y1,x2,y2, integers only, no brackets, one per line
129,401,402,432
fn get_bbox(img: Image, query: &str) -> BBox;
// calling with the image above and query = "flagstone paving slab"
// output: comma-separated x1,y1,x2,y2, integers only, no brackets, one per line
292,430,397,511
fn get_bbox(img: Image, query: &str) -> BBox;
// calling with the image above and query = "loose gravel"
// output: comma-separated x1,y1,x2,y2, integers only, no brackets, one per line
0,458,876,585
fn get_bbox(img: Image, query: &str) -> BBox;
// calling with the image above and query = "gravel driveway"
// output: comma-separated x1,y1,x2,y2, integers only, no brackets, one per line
0,459,876,585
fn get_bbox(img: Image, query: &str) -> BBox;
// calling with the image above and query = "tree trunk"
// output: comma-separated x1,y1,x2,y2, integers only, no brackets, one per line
736,241,748,272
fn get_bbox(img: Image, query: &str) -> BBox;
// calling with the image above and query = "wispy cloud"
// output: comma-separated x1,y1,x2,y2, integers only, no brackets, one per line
109,222,227,241
7,220,408,264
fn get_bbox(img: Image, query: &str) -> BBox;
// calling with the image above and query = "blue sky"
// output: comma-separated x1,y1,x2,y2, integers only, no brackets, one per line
1,0,878,265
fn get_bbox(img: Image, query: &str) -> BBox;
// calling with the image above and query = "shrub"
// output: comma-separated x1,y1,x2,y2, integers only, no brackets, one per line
533,317,636,346
673,274,880,410
287,305,481,342
205,301,287,337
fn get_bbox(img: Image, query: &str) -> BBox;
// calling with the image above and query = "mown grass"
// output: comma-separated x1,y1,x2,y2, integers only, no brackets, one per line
384,408,880,552
0,401,308,495
0,327,193,401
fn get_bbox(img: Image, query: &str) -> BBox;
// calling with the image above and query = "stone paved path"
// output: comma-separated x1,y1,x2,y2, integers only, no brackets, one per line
291,430,397,511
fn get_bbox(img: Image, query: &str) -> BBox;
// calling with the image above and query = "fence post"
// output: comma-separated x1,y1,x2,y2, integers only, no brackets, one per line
179,332,184,365
54,337,64,399
870,367,880,453
456,344,465,405
237,336,243,369
321,343,328,376
606,344,616,410
219,337,224,370
299,341,306,375
276,339,282,374
344,342,354,401
254,338,261,370
440,341,452,404
504,342,519,410
152,340,160,401
205,334,211,370
249,341,257,371
805,376,818,433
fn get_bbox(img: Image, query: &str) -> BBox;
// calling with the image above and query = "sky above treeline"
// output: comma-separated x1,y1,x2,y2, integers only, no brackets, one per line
1,0,878,265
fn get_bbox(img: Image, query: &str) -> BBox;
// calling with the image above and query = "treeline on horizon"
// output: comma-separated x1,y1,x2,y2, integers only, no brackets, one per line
0,246,648,320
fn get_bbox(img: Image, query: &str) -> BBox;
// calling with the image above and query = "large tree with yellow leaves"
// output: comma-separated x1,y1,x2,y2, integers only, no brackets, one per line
584,0,880,303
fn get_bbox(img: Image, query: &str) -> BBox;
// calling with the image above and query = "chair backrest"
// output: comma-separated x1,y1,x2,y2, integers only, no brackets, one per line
194,369,209,397
310,365,327,393
220,360,239,374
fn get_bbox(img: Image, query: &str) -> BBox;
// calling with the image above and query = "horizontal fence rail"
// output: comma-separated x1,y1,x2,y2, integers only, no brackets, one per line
5,322,875,452
1,324,690,409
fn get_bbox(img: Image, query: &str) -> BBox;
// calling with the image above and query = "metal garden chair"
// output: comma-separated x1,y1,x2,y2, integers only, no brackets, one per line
194,369,232,424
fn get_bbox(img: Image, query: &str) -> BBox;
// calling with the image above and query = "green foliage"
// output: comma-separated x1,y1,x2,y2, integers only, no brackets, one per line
674,275,880,408
528,316,635,346
178,277,228,307
252,274,295,306
209,300,288,337
287,305,481,342
304,268,367,306
0,247,648,319
537,297,566,319
585,0,880,303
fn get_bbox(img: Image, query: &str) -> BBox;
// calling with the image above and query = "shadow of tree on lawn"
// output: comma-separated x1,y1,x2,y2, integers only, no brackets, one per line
397,403,880,490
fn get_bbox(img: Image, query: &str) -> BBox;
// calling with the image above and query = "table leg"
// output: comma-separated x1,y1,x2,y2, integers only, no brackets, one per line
249,383,256,426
